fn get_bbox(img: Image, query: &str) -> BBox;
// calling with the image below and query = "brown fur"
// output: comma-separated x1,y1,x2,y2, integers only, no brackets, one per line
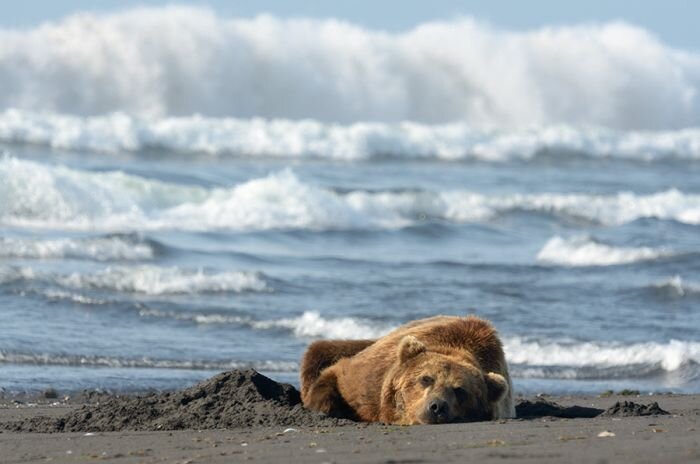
300,316,515,424
300,339,375,400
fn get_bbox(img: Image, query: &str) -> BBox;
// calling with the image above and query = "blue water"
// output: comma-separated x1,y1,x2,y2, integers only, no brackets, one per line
2,6,700,397
1,140,699,397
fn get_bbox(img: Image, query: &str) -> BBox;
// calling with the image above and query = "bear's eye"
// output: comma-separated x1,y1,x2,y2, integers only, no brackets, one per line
419,375,434,387
453,387,468,403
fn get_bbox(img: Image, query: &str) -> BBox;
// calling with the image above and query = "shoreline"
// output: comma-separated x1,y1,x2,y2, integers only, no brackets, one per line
1,371,698,463
2,394,698,463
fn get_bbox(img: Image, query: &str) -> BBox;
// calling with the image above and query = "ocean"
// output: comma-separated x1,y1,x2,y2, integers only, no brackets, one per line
1,7,699,396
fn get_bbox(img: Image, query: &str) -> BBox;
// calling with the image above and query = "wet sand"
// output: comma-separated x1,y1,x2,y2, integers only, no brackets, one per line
1,371,698,463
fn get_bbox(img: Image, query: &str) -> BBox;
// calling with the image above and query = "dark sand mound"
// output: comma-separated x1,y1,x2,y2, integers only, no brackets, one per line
515,398,670,419
600,401,670,417
3,370,351,432
515,399,603,418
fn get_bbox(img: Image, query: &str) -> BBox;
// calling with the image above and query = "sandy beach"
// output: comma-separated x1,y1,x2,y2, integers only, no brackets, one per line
1,371,698,464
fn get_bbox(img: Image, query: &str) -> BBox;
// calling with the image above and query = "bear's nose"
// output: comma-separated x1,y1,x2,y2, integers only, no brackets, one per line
427,399,448,420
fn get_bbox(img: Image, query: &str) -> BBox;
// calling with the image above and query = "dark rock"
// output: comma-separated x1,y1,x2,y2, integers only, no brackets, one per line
42,388,58,399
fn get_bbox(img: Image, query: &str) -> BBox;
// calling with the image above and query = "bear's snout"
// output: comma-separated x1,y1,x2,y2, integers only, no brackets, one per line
424,398,450,423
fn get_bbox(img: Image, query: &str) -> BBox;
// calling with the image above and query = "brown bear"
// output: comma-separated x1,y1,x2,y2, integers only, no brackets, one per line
300,315,515,424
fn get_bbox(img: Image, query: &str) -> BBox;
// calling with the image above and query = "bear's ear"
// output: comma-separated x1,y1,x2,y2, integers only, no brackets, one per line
397,335,426,363
484,372,508,403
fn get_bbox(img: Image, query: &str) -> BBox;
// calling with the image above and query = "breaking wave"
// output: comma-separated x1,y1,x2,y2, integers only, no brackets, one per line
3,157,700,232
134,309,700,376
504,337,700,372
1,7,700,130
536,235,674,266
57,266,268,295
140,309,392,340
4,110,700,161
0,234,154,261
652,276,700,298
0,264,268,295
41,289,109,306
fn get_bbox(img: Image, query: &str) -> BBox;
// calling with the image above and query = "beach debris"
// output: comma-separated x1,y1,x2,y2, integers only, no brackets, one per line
597,431,616,438
558,435,586,441
282,427,298,434
42,388,58,399
487,439,506,447
601,401,669,417
600,389,642,398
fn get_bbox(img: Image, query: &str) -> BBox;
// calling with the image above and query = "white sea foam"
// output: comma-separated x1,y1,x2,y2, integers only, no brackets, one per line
138,308,252,325
4,110,700,161
654,276,700,298
504,337,700,372
1,7,700,130
0,156,208,230
536,235,673,266
0,351,297,371
0,263,268,295
0,236,153,260
3,157,700,231
140,309,391,340
252,311,391,339
42,289,108,305
0,265,35,285
56,266,268,295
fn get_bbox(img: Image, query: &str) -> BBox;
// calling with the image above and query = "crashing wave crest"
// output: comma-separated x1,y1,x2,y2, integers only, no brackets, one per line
3,157,700,231
1,8,699,130
4,110,700,161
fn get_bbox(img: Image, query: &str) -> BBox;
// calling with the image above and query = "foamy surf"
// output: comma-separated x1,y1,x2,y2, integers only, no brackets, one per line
252,311,392,339
56,266,268,295
0,264,268,295
504,337,700,372
536,235,674,266
0,235,154,261
1,7,700,130
4,110,700,161
3,157,700,232
140,309,392,340
41,289,109,306
3,337,696,377
133,310,700,375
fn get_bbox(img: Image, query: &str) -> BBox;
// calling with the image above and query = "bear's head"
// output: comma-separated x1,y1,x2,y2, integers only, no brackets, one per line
380,335,508,425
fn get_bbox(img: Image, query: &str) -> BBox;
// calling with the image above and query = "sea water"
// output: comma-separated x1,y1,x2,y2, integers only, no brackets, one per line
1,7,699,396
